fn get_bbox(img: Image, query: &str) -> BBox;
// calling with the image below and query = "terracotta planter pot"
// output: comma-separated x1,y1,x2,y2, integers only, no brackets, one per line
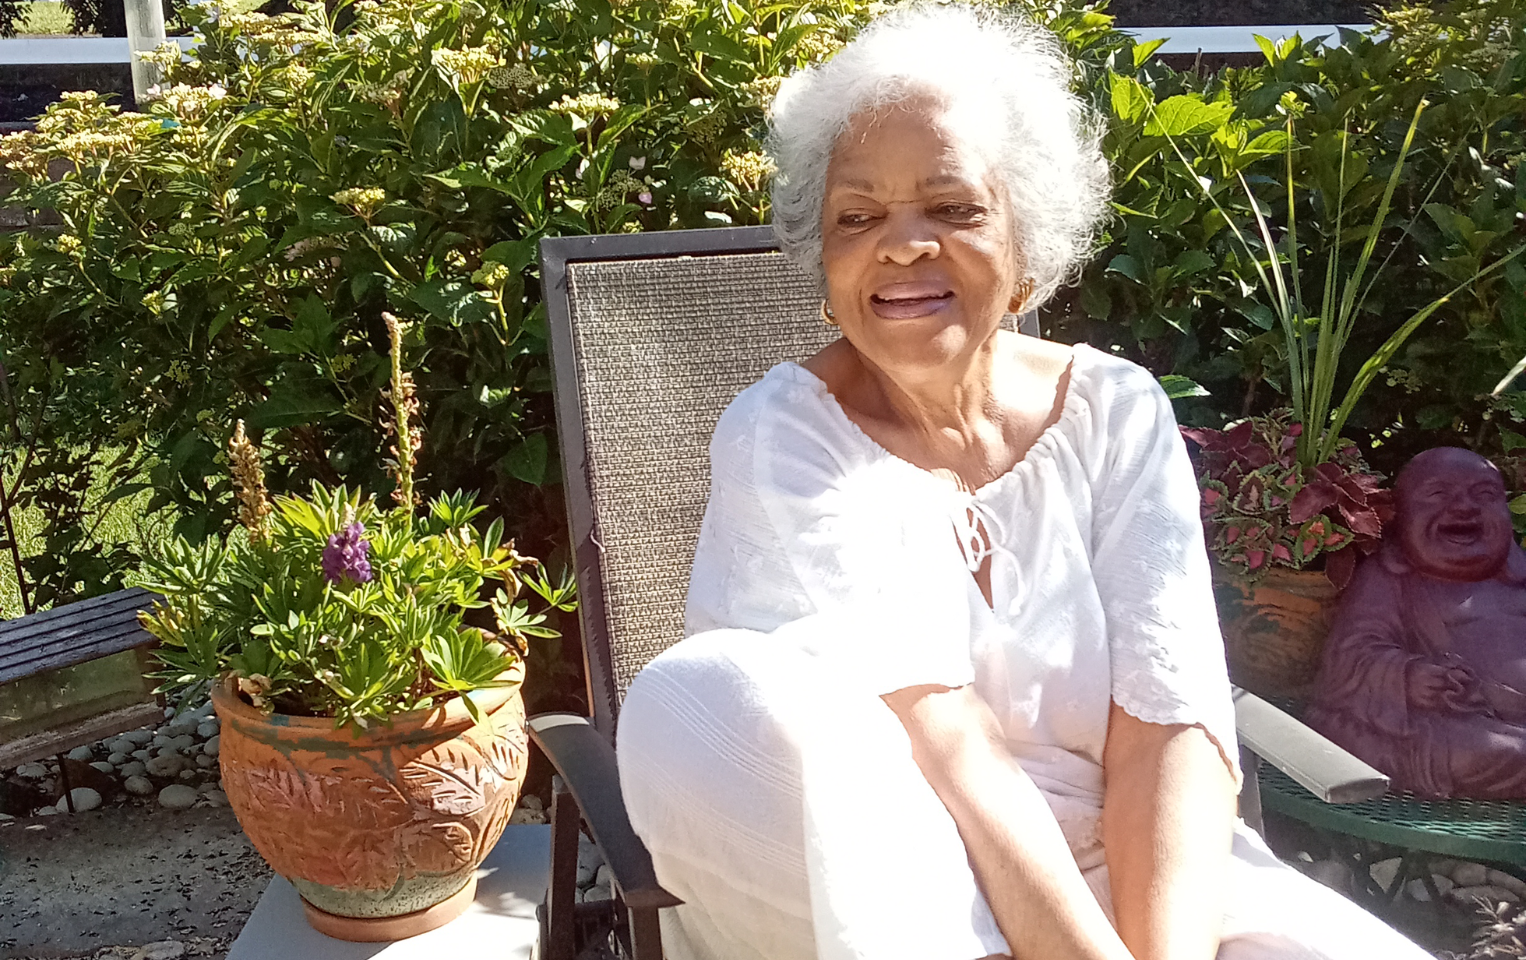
1216,566,1339,699
211,673,528,941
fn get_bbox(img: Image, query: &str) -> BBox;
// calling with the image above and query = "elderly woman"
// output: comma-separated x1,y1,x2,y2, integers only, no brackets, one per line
616,7,1431,960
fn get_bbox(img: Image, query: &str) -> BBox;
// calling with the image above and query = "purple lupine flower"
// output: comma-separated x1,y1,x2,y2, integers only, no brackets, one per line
322,522,373,584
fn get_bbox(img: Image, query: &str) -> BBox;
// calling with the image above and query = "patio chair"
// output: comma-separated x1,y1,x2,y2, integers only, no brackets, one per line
528,225,1392,960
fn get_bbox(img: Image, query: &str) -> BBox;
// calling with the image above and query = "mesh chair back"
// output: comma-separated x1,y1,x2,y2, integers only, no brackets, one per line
542,228,830,732
542,227,1036,734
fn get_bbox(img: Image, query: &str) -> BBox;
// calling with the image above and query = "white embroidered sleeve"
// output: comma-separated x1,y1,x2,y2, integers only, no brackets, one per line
1085,364,1241,784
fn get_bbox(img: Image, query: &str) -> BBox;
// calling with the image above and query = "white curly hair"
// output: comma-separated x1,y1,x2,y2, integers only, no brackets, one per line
766,3,1111,307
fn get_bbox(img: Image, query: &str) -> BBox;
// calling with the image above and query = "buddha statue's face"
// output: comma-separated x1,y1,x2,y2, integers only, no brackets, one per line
1395,447,1514,582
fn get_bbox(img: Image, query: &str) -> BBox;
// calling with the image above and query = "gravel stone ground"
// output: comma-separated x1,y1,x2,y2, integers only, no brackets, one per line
0,700,260,960
0,802,269,960
0,696,550,960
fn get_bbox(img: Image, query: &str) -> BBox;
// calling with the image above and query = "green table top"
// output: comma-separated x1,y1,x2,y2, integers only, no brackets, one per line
1259,764,1526,866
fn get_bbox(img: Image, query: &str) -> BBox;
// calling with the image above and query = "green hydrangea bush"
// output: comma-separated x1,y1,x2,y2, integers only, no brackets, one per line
0,0,876,610
1067,0,1526,477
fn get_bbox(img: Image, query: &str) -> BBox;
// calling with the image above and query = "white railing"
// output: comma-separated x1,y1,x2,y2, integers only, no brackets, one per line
0,34,192,66
1,0,170,100
1121,23,1375,55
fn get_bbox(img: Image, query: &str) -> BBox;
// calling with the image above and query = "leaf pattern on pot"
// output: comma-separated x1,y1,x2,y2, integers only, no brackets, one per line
481,728,527,781
242,764,324,815
400,820,475,876
400,758,488,817
220,684,531,913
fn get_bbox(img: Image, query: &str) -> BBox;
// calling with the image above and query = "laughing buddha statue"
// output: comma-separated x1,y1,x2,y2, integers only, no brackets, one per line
1307,447,1526,799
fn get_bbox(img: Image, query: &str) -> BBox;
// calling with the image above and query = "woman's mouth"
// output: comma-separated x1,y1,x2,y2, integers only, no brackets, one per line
868,285,954,320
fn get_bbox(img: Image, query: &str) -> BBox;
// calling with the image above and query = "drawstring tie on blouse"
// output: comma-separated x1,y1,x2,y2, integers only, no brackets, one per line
953,498,1006,573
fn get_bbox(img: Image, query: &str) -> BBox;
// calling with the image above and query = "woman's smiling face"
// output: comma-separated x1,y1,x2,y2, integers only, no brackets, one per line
820,100,1020,375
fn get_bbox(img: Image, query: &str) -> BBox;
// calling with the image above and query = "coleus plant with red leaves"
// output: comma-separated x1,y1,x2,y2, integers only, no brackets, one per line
1181,414,1393,589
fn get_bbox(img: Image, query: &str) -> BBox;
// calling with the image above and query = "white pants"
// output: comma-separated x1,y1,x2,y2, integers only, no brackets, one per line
616,630,1432,960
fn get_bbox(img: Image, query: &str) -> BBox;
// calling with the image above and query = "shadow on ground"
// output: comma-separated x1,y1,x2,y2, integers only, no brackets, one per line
0,803,270,959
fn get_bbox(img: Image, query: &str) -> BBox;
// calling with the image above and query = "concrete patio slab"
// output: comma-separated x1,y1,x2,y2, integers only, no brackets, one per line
226,824,548,960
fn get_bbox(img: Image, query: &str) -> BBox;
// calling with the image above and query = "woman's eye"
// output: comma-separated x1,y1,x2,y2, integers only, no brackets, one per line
937,203,983,220
836,213,876,227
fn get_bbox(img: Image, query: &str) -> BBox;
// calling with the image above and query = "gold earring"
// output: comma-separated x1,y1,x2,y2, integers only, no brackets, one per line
1009,277,1035,313
821,300,839,326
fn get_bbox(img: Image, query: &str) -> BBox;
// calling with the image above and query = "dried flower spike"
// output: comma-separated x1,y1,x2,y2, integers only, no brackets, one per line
383,313,419,508
229,420,273,540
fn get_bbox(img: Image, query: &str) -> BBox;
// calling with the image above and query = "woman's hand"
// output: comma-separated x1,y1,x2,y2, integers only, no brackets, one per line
883,684,1136,960
1101,702,1236,960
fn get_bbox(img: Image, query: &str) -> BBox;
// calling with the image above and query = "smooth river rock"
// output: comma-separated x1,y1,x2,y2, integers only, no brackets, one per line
59,787,102,812
157,784,198,810
144,754,185,778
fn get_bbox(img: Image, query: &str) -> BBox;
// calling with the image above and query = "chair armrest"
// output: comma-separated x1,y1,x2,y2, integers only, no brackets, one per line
1233,688,1389,804
528,713,682,910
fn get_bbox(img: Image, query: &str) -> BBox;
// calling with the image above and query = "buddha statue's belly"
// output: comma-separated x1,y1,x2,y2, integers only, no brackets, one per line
1435,581,1526,694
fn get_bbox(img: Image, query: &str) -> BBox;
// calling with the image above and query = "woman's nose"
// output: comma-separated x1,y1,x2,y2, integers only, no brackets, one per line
877,208,940,265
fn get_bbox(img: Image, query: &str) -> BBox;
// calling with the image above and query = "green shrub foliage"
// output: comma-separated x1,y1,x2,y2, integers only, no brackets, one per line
1066,0,1526,473
0,0,878,604
2,0,1526,609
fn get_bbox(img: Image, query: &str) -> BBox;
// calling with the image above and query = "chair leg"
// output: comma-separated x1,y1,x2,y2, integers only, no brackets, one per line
56,753,75,812
627,905,663,960
545,775,580,960
1238,745,1264,837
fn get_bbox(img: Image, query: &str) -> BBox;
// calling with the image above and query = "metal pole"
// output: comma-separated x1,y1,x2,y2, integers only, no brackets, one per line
0,459,32,616
123,0,168,105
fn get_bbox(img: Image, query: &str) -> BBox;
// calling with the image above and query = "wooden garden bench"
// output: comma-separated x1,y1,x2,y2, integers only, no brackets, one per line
527,225,1393,960
0,586,163,787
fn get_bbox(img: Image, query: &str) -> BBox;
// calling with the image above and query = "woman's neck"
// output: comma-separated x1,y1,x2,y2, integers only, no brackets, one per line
851,333,1007,445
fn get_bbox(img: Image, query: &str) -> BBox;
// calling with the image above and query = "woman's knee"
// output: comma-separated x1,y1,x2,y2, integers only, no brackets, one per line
618,629,808,794
624,630,784,731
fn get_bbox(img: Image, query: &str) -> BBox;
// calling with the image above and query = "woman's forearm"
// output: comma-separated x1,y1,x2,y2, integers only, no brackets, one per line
884,685,1135,960
1101,701,1236,960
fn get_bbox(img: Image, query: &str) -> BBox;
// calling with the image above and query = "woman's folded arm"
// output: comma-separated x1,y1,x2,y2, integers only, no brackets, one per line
1102,702,1236,960
882,683,1136,960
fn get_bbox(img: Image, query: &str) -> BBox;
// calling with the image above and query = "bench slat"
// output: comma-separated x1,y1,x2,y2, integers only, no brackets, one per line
0,588,161,684
0,700,166,770
0,598,158,660
0,621,157,684
0,587,156,640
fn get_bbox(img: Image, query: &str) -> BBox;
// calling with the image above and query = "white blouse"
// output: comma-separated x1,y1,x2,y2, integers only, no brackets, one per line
684,342,1239,866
